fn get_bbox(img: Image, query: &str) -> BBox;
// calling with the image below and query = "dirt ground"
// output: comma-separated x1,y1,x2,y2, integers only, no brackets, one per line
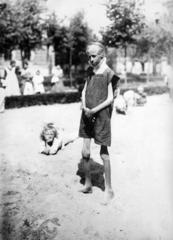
0,94,173,240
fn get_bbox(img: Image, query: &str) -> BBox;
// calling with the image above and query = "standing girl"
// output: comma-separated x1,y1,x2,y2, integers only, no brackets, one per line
79,42,120,205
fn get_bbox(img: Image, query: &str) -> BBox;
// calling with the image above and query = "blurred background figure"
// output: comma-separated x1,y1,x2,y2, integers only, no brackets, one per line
115,94,127,115
32,70,45,94
164,63,173,101
20,61,33,95
123,89,136,113
51,65,64,93
5,60,20,96
0,60,7,113
135,86,147,106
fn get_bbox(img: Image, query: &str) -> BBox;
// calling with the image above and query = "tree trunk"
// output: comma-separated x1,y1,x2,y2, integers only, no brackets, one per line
147,55,150,83
0,53,5,65
20,50,24,66
152,58,157,76
24,49,31,61
69,46,72,88
124,44,127,85
141,62,145,72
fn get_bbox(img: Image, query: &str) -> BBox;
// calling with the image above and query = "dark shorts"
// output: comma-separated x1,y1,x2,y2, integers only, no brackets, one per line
79,110,111,146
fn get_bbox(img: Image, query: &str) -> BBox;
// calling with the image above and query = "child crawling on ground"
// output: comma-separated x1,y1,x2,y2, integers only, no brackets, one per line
39,123,78,155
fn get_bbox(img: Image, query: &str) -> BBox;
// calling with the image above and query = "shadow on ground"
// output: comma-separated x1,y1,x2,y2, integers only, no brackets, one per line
76,158,105,191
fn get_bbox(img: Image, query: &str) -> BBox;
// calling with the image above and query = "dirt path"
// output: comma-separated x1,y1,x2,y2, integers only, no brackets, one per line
0,94,173,240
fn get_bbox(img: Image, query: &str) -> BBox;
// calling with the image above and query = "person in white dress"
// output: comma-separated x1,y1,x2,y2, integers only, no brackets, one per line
32,70,45,94
21,61,34,95
0,66,7,113
5,60,20,96
51,65,64,93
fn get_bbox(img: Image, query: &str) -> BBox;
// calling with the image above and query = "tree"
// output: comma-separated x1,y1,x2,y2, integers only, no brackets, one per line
0,0,45,61
0,2,18,58
67,11,93,81
101,0,145,83
133,15,173,78
14,0,45,61
46,10,94,85
45,13,71,71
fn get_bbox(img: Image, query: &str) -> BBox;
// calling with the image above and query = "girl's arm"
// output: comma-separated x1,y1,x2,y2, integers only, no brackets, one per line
49,137,63,154
81,81,87,110
38,76,44,84
85,83,114,118
39,140,49,155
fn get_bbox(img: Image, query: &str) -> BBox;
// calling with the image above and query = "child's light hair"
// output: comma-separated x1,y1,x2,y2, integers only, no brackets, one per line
86,42,105,58
137,86,144,93
40,123,58,141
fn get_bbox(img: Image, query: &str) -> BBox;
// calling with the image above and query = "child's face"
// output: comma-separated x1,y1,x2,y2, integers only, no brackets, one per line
87,45,103,67
11,62,16,68
44,130,55,143
23,64,28,69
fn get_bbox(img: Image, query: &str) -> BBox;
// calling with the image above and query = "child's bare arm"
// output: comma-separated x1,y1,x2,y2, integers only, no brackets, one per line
39,141,50,155
81,81,87,110
114,87,120,98
49,138,63,155
85,83,114,118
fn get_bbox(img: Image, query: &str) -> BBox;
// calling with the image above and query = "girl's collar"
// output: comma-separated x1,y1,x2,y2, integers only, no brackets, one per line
93,57,108,74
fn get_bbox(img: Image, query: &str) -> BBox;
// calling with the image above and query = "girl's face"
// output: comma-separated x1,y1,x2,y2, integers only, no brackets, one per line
23,63,28,70
87,45,103,67
44,130,55,143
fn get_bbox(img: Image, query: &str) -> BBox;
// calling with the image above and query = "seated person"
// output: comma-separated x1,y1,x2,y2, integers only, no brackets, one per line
114,94,127,115
39,123,78,155
135,86,147,106
123,90,136,107
32,70,45,94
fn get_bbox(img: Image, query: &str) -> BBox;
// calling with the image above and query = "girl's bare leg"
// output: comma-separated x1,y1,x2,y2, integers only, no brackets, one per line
100,145,114,205
61,131,78,149
79,138,92,193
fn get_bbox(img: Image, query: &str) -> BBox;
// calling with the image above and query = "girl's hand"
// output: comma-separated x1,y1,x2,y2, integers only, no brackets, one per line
84,108,95,118
42,148,50,155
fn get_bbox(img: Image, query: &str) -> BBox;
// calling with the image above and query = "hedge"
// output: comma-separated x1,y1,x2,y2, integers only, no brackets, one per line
120,85,168,96
120,73,164,83
4,85,168,109
5,91,81,109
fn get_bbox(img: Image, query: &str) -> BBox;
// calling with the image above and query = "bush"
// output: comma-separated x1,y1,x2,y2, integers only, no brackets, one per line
43,76,80,92
120,85,167,96
120,73,164,83
5,92,81,109
4,85,167,110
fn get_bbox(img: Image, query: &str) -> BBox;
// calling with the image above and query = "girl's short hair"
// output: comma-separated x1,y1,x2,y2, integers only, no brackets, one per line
40,123,58,141
10,60,16,65
86,42,105,57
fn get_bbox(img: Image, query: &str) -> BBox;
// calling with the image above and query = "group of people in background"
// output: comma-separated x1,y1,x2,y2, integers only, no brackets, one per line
1,55,173,114
0,60,45,96
20,61,45,95
115,86,147,115
0,60,65,113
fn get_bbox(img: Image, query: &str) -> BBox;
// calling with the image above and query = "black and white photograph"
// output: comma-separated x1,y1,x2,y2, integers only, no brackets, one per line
0,0,173,239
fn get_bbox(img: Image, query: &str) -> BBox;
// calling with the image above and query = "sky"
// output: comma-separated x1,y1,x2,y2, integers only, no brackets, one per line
46,0,167,37
46,0,110,37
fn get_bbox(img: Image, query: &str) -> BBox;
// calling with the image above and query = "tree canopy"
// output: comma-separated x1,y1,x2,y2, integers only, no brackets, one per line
0,0,45,60
132,14,173,68
101,0,145,48
46,10,94,71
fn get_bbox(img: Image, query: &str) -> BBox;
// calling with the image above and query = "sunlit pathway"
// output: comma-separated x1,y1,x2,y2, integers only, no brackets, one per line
0,94,173,240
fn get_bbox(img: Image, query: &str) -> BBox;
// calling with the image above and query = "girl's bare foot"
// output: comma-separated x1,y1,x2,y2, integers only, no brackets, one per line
101,189,114,205
79,186,93,194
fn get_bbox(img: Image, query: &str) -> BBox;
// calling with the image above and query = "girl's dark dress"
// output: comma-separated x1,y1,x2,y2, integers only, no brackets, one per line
79,66,120,146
